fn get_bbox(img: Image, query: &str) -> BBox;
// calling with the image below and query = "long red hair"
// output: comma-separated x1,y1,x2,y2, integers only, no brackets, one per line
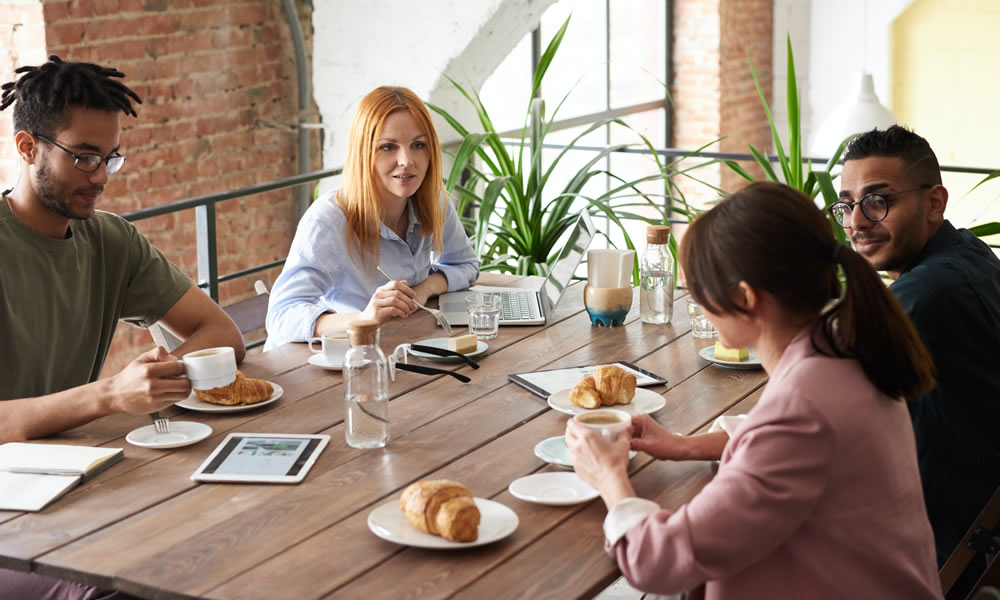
337,86,445,265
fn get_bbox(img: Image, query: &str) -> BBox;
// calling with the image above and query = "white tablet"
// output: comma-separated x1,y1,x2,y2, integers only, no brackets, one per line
191,433,330,484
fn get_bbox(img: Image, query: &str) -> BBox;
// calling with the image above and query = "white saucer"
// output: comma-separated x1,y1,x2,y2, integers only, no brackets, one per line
534,435,636,470
408,337,488,362
367,497,518,549
126,421,213,449
175,382,283,413
508,472,599,506
308,354,344,370
697,346,762,369
547,387,666,416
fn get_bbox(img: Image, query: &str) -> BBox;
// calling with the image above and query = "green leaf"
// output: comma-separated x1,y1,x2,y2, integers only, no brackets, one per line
966,169,1000,197
748,51,792,186
786,37,802,189
814,170,848,243
968,221,1000,237
445,133,491,191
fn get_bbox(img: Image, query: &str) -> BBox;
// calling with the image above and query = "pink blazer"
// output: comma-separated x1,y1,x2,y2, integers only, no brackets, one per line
609,327,942,599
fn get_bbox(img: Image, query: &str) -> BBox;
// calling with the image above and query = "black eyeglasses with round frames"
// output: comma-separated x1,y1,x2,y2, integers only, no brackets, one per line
828,184,932,228
31,132,127,175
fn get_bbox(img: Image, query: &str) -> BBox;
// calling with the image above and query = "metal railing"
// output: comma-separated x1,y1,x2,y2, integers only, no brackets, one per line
121,144,999,308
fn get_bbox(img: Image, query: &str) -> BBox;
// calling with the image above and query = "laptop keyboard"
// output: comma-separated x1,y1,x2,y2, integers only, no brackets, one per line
501,291,539,321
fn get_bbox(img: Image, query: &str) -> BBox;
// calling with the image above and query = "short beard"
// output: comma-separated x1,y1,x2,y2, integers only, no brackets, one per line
35,157,85,220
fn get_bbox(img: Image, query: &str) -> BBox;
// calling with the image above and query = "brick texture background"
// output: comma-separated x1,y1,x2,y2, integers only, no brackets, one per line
672,0,772,206
1,0,320,376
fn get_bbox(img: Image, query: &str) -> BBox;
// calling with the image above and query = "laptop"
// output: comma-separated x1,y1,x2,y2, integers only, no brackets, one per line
439,211,596,326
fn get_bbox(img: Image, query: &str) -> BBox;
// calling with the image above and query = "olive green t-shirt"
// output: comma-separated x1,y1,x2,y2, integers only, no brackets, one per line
0,200,192,399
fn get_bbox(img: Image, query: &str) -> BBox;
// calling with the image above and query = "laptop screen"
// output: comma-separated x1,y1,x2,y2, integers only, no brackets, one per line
541,212,596,310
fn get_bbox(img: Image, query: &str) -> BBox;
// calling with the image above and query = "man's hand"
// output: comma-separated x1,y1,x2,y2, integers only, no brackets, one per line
104,347,191,414
361,280,417,324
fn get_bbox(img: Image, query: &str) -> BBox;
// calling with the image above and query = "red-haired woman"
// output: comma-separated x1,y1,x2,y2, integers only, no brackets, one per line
266,87,478,347
567,182,942,599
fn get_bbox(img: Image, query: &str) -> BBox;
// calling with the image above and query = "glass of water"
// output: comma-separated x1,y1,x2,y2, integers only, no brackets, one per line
687,300,717,339
465,292,502,340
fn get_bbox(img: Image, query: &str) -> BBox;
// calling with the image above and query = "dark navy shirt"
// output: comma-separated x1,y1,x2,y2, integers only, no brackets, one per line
890,220,1000,565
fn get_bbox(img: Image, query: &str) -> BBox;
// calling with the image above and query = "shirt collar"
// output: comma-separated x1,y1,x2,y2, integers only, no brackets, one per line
900,220,958,277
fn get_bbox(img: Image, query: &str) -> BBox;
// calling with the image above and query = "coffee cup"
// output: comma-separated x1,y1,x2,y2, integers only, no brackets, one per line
573,409,632,440
180,347,237,391
308,331,350,364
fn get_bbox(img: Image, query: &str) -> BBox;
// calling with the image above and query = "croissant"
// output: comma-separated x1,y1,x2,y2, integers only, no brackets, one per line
400,479,480,542
194,370,273,406
592,365,637,406
569,375,602,409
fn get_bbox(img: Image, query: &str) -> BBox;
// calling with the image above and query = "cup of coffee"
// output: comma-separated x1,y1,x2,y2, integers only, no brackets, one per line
308,331,350,364
573,409,631,441
180,347,237,391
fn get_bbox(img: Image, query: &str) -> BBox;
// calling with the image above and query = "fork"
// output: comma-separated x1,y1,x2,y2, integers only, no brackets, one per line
151,411,170,434
376,266,454,335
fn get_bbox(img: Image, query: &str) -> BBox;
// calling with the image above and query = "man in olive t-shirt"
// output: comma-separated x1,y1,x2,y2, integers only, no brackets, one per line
0,53,247,600
0,56,245,441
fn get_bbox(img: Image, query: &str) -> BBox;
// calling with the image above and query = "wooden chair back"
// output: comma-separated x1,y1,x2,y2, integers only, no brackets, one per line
148,280,270,352
940,486,1000,599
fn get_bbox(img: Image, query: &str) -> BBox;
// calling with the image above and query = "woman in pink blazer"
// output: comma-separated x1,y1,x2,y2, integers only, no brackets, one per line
567,182,942,599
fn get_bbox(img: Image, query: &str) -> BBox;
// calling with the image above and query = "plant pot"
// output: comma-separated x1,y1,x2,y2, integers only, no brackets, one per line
584,284,633,327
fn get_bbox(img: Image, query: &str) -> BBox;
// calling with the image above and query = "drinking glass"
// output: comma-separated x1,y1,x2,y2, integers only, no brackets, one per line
465,292,501,340
687,300,717,338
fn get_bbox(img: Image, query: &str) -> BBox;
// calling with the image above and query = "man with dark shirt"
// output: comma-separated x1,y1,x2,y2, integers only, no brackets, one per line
836,125,1000,566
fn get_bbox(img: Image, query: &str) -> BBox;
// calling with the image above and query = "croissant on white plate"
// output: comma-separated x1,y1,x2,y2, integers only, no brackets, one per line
194,370,273,406
399,479,480,542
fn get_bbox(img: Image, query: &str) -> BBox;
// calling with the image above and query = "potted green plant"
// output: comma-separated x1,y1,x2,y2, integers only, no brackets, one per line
723,36,851,243
427,15,704,283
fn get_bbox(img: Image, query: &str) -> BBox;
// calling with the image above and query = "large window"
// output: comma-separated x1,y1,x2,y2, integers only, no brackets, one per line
479,0,672,254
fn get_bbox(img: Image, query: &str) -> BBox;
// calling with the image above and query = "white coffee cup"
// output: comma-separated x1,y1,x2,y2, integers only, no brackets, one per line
180,347,237,391
308,331,350,364
573,409,632,440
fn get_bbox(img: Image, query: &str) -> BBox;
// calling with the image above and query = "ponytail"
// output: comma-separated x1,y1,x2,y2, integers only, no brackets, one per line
820,245,935,401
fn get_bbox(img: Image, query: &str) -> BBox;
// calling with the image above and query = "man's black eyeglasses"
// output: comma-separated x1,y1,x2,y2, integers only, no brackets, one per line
828,185,932,228
32,132,126,175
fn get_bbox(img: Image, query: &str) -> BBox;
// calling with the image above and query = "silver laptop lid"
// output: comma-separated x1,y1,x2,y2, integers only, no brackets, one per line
540,211,596,312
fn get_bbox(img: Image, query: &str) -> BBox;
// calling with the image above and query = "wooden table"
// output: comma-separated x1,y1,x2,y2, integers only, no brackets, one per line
0,274,767,600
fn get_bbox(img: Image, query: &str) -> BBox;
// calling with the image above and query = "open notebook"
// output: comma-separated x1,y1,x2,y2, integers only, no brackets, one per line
0,443,123,511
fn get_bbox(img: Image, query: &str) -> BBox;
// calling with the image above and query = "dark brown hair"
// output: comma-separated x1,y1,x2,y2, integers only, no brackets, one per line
680,182,934,401
844,125,942,186
1,55,142,137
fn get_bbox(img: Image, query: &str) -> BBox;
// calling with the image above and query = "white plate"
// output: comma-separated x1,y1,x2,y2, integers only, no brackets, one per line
367,497,518,549
408,337,488,362
308,354,344,370
534,435,636,470
547,387,666,416
697,346,762,370
126,421,213,449
175,382,283,413
508,472,599,506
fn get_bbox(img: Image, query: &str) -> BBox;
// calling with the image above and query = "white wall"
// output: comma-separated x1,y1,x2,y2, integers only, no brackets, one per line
311,0,556,194
772,0,914,159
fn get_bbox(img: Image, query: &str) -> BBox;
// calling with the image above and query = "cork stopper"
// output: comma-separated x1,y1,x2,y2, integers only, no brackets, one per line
347,319,380,346
646,224,670,245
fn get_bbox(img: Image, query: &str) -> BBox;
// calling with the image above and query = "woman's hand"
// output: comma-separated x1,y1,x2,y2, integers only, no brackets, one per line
565,419,636,510
629,414,689,459
630,414,729,461
361,280,417,324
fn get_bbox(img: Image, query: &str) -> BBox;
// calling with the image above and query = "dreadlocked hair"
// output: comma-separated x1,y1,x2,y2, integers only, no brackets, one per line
0,55,142,137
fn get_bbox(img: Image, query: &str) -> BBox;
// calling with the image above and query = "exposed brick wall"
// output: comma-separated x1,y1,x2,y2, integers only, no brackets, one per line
720,0,772,192
2,1,320,375
1,0,47,181
672,0,772,206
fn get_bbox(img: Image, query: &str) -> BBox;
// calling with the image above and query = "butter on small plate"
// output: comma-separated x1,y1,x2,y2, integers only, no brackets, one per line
408,337,488,363
698,346,763,370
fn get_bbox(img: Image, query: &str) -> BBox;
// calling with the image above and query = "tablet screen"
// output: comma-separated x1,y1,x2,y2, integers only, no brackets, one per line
192,433,329,483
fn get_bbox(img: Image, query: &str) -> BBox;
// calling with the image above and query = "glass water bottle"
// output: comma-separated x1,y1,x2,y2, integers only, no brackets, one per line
640,224,675,324
344,319,389,448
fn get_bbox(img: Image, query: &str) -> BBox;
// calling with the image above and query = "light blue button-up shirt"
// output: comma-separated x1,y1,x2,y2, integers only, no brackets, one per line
265,190,479,348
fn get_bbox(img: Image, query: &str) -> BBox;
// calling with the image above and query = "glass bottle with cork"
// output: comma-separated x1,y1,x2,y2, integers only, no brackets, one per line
344,319,390,448
640,224,674,324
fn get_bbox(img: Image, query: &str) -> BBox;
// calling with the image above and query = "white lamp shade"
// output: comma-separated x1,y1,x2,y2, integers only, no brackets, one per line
810,72,897,158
